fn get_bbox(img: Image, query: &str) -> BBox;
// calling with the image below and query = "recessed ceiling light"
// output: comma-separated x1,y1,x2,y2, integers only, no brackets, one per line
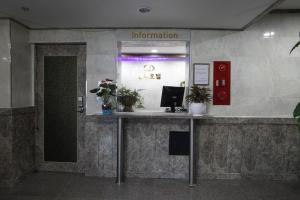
263,31,275,38
138,6,152,14
151,49,158,53
21,6,30,12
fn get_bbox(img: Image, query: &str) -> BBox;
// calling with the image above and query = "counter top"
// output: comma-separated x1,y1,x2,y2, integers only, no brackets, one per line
89,112,296,124
96,111,210,119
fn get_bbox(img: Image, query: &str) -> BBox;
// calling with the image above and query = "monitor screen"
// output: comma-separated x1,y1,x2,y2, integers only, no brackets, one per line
160,86,185,112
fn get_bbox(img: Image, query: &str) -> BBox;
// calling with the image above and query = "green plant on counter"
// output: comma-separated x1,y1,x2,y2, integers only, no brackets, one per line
293,103,300,133
117,87,143,112
185,85,211,103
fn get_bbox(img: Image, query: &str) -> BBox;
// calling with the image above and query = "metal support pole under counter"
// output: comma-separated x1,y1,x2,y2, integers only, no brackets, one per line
115,112,204,186
189,118,195,187
116,117,124,184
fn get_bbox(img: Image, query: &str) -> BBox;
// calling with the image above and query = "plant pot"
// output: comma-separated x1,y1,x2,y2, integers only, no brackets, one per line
102,104,112,115
123,105,134,112
189,103,207,115
117,104,124,112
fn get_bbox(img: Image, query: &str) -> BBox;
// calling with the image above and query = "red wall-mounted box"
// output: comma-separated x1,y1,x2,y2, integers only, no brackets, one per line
213,61,231,105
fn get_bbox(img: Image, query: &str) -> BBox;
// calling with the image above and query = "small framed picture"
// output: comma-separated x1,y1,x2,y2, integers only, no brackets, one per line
193,63,210,85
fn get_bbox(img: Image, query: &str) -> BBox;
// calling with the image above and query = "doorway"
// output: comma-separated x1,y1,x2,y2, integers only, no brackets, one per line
35,44,86,170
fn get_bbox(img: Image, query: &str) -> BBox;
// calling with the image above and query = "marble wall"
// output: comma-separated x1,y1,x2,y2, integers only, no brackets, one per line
29,13,300,117
0,109,13,187
0,20,11,107
197,118,300,180
81,116,300,180
0,107,35,187
0,20,36,187
29,29,117,115
0,13,298,183
83,116,117,177
0,19,33,108
83,117,190,178
10,21,34,107
191,13,300,117
28,14,300,181
2,110,298,183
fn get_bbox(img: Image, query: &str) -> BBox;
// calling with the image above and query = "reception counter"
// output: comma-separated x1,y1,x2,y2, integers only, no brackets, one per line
109,112,209,186
87,113,299,182
34,112,300,183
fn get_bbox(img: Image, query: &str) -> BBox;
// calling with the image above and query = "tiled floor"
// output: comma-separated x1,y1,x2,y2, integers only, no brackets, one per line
0,172,299,200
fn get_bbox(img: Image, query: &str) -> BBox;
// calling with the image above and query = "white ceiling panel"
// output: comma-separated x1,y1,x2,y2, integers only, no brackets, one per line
0,0,281,29
276,0,300,9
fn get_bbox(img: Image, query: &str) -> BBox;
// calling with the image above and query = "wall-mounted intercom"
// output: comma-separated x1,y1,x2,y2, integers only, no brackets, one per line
213,61,231,105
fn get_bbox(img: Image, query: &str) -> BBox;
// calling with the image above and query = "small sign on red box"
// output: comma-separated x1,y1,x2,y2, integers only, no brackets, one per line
213,61,231,105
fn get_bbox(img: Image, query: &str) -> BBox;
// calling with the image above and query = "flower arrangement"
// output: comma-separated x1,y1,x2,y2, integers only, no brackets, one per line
90,78,117,111
117,87,143,112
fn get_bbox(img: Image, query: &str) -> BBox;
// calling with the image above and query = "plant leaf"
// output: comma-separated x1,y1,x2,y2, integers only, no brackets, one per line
293,102,300,133
293,102,300,118
90,88,100,93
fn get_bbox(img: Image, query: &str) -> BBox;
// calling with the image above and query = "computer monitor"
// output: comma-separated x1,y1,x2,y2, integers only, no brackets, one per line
160,86,185,112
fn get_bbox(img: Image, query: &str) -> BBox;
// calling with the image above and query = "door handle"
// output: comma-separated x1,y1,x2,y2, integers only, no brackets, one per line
77,107,84,113
77,96,85,113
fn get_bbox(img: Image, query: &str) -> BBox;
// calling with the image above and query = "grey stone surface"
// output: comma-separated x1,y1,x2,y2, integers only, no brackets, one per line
0,172,300,200
226,125,242,174
0,112,13,187
286,125,300,175
0,108,11,116
11,107,35,183
2,108,300,185
83,116,117,177
0,107,35,187
241,125,259,176
124,118,189,179
198,117,297,125
81,116,300,180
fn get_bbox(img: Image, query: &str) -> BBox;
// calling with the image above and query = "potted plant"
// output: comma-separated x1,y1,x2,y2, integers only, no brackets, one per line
290,37,300,133
186,85,211,114
117,87,143,112
90,78,117,115
293,103,300,132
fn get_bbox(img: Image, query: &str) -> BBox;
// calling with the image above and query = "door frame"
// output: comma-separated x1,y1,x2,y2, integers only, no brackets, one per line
35,43,86,172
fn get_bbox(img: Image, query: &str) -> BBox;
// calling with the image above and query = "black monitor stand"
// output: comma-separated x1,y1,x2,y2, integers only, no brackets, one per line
170,105,176,112
165,103,177,113
164,106,176,113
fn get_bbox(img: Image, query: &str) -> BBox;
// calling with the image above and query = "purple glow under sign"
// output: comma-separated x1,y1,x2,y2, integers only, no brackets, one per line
118,56,188,62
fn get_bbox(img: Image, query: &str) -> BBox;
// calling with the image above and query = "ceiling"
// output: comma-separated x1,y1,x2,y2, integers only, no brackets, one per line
276,0,300,9
0,0,297,30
